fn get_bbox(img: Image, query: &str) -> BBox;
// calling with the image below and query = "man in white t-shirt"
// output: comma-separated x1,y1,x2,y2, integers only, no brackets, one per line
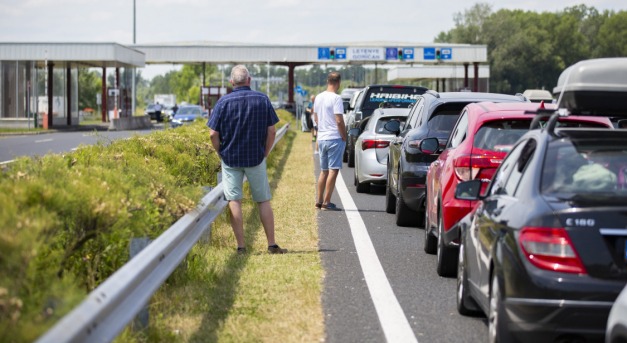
313,71,346,211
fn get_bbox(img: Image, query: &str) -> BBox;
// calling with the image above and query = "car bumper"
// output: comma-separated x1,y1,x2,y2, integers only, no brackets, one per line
357,152,387,184
502,297,613,342
498,249,626,343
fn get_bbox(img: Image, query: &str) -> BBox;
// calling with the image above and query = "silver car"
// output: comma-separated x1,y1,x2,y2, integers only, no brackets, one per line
607,283,627,343
351,107,410,193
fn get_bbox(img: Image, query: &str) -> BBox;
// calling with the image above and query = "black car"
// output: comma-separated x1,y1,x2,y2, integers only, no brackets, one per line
454,122,627,342
385,91,528,227
344,84,428,168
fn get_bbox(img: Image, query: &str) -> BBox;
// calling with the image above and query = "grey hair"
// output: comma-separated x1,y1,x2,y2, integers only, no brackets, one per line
230,65,250,86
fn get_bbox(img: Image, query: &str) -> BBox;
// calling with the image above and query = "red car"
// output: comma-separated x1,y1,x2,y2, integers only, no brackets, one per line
422,101,614,276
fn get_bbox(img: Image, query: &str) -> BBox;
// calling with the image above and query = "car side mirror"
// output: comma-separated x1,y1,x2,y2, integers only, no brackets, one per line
455,180,482,200
348,128,361,137
419,138,439,154
384,120,401,135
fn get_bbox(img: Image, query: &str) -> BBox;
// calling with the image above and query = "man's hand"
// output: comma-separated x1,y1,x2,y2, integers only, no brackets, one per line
335,113,346,141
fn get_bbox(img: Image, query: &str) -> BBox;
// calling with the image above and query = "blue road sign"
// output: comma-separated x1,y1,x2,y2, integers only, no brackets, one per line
318,47,330,60
402,48,414,60
386,47,398,60
424,47,436,60
440,48,452,60
335,47,347,60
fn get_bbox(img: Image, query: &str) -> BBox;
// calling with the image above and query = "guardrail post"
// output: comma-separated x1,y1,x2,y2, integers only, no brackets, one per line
129,237,152,330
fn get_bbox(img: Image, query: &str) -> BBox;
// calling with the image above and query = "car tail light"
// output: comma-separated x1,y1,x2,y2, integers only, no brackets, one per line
519,227,587,274
453,155,501,182
362,139,389,150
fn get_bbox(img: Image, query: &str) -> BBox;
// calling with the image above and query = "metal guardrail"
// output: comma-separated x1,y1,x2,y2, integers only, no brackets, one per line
36,123,290,343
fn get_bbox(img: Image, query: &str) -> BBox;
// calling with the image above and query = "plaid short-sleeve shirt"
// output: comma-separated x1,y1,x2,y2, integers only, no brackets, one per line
207,86,279,168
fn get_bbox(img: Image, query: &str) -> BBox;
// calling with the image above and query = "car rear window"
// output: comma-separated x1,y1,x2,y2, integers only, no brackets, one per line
541,139,627,195
473,120,530,152
427,112,460,132
362,87,423,110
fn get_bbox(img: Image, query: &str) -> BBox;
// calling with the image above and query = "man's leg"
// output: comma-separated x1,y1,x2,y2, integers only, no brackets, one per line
323,169,340,204
317,170,329,204
258,200,275,246
228,200,245,248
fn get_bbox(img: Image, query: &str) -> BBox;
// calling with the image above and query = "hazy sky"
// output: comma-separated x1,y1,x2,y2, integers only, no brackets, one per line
1,0,624,78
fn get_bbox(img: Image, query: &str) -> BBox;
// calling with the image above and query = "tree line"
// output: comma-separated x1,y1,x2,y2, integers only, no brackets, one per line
436,3,627,94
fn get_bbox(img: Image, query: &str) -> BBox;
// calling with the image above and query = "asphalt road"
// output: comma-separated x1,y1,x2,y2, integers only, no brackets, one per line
315,146,488,343
0,126,161,163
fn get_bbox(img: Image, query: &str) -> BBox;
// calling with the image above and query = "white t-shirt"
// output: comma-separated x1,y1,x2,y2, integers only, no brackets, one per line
313,91,344,141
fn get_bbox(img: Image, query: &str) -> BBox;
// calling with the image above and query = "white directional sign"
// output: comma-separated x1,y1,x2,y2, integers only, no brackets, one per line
347,47,385,61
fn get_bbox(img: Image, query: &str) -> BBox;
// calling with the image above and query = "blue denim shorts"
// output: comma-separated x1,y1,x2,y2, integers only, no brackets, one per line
221,159,272,202
318,138,346,171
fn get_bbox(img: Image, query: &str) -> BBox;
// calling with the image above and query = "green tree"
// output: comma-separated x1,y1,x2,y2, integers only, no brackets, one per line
77,68,101,111
597,11,627,57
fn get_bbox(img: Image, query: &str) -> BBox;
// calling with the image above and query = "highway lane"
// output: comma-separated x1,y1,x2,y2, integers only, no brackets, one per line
0,127,160,163
316,151,488,342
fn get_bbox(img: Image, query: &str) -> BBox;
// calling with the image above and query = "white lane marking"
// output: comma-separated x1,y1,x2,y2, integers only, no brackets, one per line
35,138,53,143
335,173,419,343
0,159,15,165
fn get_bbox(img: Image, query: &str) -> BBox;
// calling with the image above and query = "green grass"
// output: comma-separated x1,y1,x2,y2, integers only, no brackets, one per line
116,116,324,342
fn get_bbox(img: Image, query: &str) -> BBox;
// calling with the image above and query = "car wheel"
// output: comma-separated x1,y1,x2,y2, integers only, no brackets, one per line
436,211,458,277
385,167,396,214
395,183,415,227
457,239,481,315
343,148,348,163
488,274,512,343
348,147,355,168
423,206,437,254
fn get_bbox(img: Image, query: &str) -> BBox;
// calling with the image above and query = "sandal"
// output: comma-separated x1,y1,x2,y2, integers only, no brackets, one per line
315,202,322,209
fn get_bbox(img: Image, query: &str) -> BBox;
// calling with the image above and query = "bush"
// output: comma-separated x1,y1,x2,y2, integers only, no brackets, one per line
0,110,291,342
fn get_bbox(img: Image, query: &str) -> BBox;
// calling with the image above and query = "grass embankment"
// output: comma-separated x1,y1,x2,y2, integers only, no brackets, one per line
125,119,323,343
1,110,323,343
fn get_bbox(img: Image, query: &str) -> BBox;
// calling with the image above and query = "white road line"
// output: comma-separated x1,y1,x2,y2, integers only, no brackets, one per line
35,138,53,143
0,159,15,165
335,173,418,343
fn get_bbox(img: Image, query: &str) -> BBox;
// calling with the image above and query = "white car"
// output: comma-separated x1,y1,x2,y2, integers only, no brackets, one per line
607,283,627,343
351,107,410,193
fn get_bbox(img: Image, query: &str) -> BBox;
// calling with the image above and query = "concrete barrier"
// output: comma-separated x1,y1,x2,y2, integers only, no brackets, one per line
109,115,153,130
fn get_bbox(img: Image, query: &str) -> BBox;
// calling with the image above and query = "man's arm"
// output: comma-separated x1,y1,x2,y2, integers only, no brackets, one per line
265,125,276,157
335,113,346,141
209,129,221,153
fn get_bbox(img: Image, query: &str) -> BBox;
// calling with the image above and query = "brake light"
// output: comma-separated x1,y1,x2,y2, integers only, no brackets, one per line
362,139,390,150
453,155,501,182
519,227,586,274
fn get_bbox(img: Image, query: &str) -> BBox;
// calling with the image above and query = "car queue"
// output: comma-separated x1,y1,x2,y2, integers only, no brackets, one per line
342,58,627,343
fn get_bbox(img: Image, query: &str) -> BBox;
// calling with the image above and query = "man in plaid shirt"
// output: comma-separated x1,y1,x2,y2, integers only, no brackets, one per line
208,65,287,255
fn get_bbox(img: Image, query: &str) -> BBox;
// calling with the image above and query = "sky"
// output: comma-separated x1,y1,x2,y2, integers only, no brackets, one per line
1,0,625,79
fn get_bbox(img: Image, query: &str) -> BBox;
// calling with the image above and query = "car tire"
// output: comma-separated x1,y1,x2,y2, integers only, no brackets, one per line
457,239,481,316
395,183,416,227
348,147,355,168
355,170,370,193
488,274,513,343
437,211,458,277
385,168,396,214
424,206,437,254
343,148,348,163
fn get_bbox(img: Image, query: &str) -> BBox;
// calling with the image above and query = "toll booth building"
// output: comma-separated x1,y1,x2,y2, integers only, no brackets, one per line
0,43,144,129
